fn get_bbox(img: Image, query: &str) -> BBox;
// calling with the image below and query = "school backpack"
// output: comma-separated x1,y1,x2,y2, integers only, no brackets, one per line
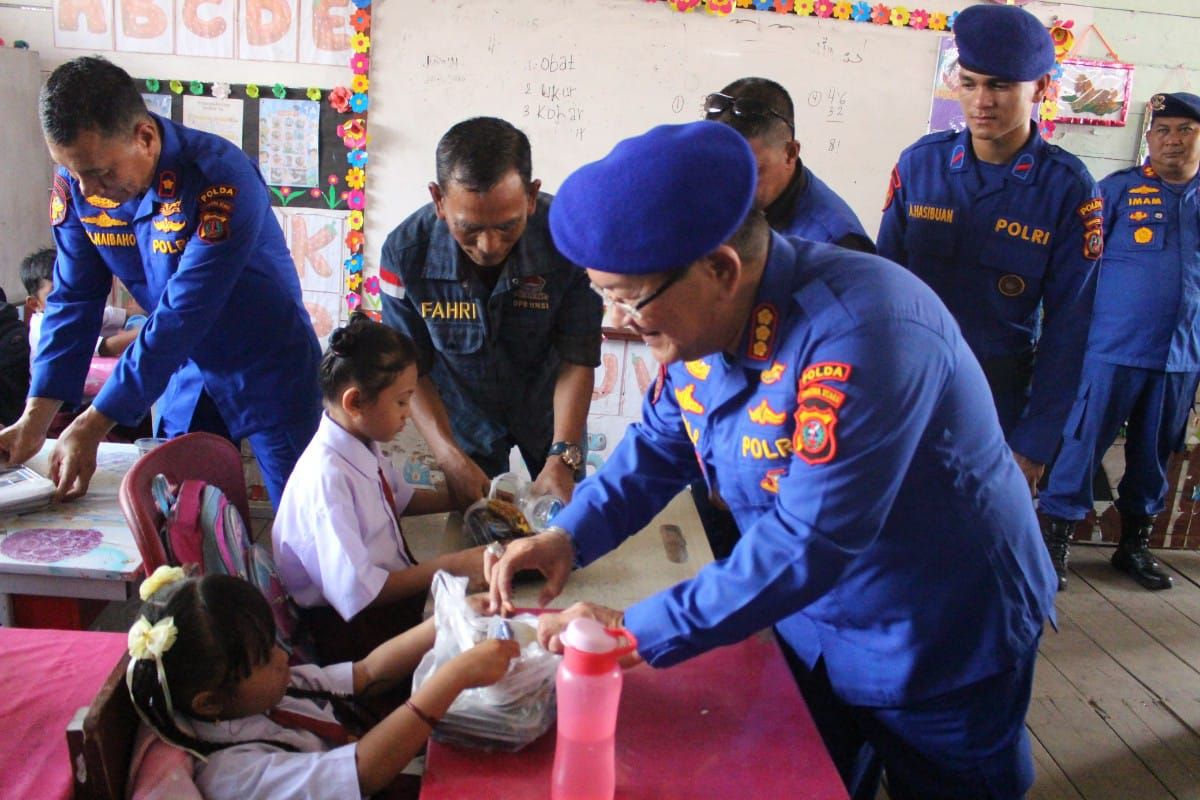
153,474,316,664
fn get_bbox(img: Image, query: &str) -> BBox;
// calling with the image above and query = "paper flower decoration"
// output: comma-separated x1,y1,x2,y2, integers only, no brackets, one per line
347,273,363,292
706,0,734,14
351,0,370,8
189,80,204,95
870,4,889,24
947,10,958,29
670,0,702,10
346,253,364,273
928,10,947,30
144,78,160,92
363,309,381,322
351,54,370,74
832,1,851,20
1050,22,1075,60
364,276,380,295
773,0,794,12
752,0,772,9
246,84,260,99
889,6,907,26
211,82,231,100
348,210,364,230
139,565,186,601
814,0,834,17
338,119,368,149
1039,99,1058,120
351,74,369,93
346,230,365,253
169,79,184,94
795,0,814,15
272,83,287,99
330,86,353,113
128,616,178,661
306,87,322,102
347,189,366,210
350,93,369,113
350,8,370,31
346,293,362,311
851,2,871,21
908,8,928,29
347,149,368,168
346,167,366,189
351,33,371,53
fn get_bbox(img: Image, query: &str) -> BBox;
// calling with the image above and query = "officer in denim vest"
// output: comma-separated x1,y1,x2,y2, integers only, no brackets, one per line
878,4,1102,497
0,57,321,508
380,118,602,507
487,121,1057,800
1039,92,1200,593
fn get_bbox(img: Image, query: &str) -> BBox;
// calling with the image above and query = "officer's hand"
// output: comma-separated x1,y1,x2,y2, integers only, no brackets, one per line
537,602,642,668
442,453,491,510
49,407,114,501
0,420,47,467
530,458,575,505
485,529,576,615
1012,451,1045,498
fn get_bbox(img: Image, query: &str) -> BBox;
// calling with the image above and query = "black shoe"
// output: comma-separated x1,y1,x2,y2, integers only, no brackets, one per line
1113,514,1173,591
1041,518,1073,592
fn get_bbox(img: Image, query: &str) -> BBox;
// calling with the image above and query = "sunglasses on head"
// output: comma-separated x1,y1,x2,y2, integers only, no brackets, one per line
703,93,795,134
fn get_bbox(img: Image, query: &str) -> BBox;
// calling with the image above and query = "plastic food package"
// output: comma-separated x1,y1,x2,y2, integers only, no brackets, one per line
462,472,564,546
412,571,560,751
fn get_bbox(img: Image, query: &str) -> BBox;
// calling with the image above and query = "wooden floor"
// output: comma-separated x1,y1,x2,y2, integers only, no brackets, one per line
1026,545,1200,800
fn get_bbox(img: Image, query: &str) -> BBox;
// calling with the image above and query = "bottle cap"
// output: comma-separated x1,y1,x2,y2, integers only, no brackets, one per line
560,618,639,675
561,618,615,653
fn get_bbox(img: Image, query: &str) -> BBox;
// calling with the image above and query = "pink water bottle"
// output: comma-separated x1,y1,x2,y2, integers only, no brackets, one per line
551,618,638,800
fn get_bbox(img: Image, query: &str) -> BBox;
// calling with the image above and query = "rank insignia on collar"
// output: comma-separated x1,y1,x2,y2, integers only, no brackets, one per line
1142,164,1157,178
949,144,966,172
882,165,901,212
1010,153,1035,181
685,360,711,380
746,303,778,362
158,171,177,199
760,362,785,385
674,383,706,415
50,175,69,226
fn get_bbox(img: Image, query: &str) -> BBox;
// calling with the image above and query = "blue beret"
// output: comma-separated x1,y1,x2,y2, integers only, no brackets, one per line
1151,92,1200,123
549,121,756,275
953,4,1055,82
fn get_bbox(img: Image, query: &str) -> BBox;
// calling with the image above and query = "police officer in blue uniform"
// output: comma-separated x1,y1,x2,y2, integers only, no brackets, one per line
0,57,321,508
380,118,602,507
878,4,1102,494
1038,92,1200,592
486,121,1057,800
694,77,874,559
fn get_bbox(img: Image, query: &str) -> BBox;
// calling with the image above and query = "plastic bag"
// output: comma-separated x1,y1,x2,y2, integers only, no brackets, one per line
412,571,559,751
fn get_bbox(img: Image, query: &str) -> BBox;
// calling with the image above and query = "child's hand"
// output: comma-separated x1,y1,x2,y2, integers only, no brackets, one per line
449,545,490,592
449,638,520,689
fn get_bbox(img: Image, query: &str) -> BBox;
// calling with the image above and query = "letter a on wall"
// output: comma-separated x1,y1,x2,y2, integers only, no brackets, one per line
53,0,114,50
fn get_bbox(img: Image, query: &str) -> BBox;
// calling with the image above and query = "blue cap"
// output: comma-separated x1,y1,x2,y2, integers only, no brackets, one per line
1151,92,1200,123
953,4,1055,82
549,121,757,275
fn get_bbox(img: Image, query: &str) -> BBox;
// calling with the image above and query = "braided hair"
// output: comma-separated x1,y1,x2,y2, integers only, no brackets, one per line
319,311,418,405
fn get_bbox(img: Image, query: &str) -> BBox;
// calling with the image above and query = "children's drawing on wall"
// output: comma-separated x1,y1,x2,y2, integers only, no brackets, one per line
621,341,654,418
259,98,320,187
182,95,245,148
928,37,964,133
276,207,349,349
590,339,625,417
1056,58,1134,126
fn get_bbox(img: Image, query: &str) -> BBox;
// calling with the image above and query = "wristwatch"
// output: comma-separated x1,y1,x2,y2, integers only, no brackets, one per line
548,441,585,479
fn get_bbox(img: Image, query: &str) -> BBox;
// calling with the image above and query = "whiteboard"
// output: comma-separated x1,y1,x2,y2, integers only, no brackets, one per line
366,0,947,265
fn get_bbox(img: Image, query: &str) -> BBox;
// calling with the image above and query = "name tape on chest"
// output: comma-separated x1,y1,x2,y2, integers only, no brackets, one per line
419,300,479,320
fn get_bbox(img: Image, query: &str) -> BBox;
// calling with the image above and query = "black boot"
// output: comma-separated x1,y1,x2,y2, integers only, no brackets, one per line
1112,514,1173,591
1041,517,1073,592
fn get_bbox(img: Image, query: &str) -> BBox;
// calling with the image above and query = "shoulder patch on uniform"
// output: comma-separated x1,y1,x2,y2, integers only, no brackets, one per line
949,144,966,172
50,175,69,226
1076,197,1103,219
197,211,230,243
1083,225,1104,261
158,171,178,199
882,165,901,212
799,361,852,386
199,184,237,207
1011,153,1035,180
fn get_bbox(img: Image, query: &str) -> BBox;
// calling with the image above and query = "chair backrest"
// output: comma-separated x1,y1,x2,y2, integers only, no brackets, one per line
119,433,251,575
69,653,135,800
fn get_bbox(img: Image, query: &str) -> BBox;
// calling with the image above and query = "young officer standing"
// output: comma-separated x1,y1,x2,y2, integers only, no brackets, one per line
878,4,1102,496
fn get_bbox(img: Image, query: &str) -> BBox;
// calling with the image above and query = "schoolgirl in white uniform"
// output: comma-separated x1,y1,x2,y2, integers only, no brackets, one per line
272,313,487,662
126,566,518,800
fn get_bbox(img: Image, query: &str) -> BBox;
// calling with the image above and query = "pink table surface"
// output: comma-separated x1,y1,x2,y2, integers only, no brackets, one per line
421,632,849,800
0,627,126,800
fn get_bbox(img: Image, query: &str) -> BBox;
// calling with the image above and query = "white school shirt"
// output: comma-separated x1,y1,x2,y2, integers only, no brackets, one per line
189,663,362,800
272,413,416,620
29,305,126,356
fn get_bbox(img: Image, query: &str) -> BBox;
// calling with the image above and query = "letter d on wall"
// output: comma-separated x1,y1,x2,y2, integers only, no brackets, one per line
240,0,299,61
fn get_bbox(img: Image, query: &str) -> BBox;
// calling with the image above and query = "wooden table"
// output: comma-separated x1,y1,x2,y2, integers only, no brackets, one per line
421,632,849,800
0,441,142,626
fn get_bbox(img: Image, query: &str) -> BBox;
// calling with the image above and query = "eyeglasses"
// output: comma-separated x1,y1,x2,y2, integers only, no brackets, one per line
703,93,795,134
590,266,690,323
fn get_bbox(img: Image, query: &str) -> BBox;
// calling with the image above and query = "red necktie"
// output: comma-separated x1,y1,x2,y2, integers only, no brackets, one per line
379,467,419,565
266,707,354,746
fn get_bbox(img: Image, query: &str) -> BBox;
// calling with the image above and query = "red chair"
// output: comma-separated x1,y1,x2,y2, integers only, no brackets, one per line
118,432,251,575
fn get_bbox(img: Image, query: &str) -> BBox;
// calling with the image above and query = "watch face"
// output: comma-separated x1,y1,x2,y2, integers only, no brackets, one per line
560,444,583,469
